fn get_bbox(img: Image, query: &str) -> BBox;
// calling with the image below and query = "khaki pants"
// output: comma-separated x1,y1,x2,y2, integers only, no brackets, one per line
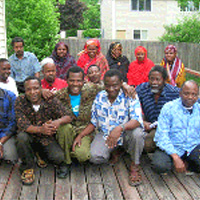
57,124,92,164
144,129,157,153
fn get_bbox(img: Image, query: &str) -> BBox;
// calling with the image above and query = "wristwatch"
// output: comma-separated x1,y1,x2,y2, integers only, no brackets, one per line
119,124,125,132
0,142,3,146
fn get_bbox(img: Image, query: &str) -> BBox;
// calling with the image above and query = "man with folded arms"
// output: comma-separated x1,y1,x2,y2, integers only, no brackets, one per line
15,76,71,185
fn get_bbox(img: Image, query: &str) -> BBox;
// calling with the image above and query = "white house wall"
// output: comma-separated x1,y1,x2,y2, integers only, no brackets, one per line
101,0,189,40
0,0,7,58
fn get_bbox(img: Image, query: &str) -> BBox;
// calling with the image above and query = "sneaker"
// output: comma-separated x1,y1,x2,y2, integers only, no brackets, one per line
57,164,69,179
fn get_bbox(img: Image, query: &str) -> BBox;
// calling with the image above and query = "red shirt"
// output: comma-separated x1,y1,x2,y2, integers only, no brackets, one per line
41,78,68,93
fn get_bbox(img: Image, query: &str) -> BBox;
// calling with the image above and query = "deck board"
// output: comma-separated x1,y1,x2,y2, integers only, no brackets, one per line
0,154,200,200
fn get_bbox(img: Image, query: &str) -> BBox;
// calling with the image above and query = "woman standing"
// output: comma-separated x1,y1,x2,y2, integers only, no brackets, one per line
50,42,77,80
160,45,185,87
77,39,109,80
127,46,154,87
106,42,130,82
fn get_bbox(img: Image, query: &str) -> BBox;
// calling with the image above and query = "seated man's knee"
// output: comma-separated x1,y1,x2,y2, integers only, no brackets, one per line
73,146,91,163
90,148,110,164
16,132,31,144
151,151,172,174
131,127,144,140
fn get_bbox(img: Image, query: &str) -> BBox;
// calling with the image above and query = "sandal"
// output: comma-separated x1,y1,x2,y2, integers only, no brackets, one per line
129,164,142,186
36,152,48,168
21,169,35,185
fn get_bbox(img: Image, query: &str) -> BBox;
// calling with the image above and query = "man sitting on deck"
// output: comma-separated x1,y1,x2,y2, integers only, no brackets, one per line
0,88,18,164
136,65,180,153
72,69,144,186
15,76,72,185
152,80,200,174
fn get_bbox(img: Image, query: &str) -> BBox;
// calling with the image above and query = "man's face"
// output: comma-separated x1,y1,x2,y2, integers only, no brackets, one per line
87,45,98,59
165,50,176,62
180,82,199,108
87,66,101,84
13,42,24,57
0,61,11,82
43,63,56,84
136,51,145,62
104,75,122,102
67,72,84,96
149,71,165,93
25,79,42,105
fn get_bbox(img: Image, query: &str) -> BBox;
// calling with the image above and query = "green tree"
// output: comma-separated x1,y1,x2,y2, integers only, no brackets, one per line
79,4,100,30
6,0,60,60
59,0,86,30
176,0,200,10
80,0,99,6
160,13,200,43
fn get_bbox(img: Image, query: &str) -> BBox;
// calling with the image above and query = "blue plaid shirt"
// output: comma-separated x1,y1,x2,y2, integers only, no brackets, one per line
154,98,200,157
9,51,41,82
0,89,16,139
91,89,143,145
136,82,180,123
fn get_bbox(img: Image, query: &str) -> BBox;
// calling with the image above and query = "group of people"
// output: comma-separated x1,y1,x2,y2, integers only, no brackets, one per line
0,36,199,187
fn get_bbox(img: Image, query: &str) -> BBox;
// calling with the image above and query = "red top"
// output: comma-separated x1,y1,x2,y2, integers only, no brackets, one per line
41,78,68,93
127,46,154,86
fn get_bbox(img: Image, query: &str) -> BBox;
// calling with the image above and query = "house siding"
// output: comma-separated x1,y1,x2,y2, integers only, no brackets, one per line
0,0,7,58
101,0,193,41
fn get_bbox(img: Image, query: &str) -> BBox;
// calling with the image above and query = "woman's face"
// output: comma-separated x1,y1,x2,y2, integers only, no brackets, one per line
136,51,145,62
112,46,122,58
87,45,98,58
165,50,176,63
87,66,101,84
56,44,68,58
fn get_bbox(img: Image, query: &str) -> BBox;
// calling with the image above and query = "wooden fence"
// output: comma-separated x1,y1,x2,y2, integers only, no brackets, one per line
61,38,200,72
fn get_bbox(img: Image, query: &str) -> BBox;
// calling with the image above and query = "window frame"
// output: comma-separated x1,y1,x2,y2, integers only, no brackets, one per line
131,0,151,12
133,29,148,40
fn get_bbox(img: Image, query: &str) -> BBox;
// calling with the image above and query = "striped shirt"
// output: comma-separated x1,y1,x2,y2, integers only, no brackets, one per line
136,82,180,123
154,98,200,156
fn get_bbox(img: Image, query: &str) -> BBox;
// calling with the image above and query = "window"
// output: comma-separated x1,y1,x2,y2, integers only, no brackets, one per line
131,0,151,11
133,30,148,40
180,1,200,11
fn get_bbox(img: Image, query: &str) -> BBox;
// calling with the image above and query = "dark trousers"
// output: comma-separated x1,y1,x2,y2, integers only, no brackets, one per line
16,132,65,173
152,144,200,174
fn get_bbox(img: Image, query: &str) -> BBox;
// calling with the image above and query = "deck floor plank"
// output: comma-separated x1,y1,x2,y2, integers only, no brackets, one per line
100,163,123,200
37,165,55,200
71,164,88,200
174,172,200,200
55,171,71,200
114,159,141,200
2,165,22,200
141,156,176,200
88,183,105,200
85,163,101,184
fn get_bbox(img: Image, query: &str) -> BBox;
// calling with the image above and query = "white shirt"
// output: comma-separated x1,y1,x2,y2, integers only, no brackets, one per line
0,76,19,96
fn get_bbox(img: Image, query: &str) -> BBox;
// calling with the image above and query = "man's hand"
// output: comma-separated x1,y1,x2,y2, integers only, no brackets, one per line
171,154,186,173
143,121,152,131
0,145,3,159
106,126,122,149
41,120,57,136
72,135,82,152
122,83,136,98
41,89,54,100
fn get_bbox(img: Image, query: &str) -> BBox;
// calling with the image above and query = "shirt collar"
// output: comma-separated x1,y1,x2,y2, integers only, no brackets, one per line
13,51,27,60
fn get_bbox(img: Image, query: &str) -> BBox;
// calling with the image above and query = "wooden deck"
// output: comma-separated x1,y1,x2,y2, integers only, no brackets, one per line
0,154,200,200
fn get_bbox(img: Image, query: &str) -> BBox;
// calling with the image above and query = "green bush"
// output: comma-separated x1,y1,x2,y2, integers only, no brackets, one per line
83,29,101,38
6,0,60,61
66,29,77,37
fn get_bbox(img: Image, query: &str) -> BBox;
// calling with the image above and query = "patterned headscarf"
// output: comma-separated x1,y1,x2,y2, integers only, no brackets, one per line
164,45,177,53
